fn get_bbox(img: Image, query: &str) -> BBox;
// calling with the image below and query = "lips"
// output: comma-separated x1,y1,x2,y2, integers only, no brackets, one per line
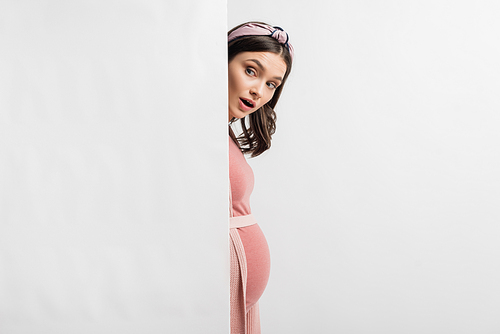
241,98,255,108
240,98,254,108
239,98,255,112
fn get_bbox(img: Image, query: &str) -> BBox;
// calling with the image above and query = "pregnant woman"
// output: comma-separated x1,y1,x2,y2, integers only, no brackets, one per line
228,22,294,334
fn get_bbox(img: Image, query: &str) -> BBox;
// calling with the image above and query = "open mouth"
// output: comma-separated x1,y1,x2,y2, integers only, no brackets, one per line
240,98,254,108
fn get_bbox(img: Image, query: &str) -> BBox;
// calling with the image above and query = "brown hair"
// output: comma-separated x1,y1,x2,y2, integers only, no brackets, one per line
228,22,293,157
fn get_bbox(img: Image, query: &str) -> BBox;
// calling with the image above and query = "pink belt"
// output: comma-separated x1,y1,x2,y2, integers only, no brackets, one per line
229,184,260,332
230,214,257,229
229,212,260,332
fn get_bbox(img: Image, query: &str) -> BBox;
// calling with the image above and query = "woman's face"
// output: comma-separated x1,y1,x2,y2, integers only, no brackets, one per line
228,51,287,121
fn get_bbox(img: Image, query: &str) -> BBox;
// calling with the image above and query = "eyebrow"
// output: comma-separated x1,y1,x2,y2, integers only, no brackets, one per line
247,59,283,82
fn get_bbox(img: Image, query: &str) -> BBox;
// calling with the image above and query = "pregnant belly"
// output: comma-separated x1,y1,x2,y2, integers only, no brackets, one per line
236,223,271,310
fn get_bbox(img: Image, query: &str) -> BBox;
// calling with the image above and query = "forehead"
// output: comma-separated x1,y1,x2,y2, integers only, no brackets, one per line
233,51,287,77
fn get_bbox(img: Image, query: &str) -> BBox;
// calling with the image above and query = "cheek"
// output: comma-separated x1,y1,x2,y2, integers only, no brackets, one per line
228,75,235,92
262,91,275,106
228,69,238,90
228,68,246,88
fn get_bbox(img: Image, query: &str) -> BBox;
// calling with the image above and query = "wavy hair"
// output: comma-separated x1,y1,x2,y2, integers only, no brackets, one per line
228,22,293,157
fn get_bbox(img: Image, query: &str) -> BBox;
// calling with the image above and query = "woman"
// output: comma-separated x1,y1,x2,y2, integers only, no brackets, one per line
228,22,293,334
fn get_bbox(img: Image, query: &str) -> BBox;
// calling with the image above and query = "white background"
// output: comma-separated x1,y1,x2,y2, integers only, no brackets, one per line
229,1,500,333
0,1,228,333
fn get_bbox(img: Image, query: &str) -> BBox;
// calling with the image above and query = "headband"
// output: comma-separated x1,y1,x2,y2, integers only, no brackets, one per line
228,23,294,62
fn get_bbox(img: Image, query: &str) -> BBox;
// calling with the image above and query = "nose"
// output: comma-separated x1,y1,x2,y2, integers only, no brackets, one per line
250,83,263,99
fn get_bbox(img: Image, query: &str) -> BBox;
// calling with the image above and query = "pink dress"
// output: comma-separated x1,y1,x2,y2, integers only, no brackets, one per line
229,137,270,334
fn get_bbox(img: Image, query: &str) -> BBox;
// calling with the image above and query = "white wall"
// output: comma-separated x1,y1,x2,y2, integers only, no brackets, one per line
229,1,500,333
0,1,228,333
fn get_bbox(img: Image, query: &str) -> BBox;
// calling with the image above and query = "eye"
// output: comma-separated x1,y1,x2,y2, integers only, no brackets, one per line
267,82,278,89
245,67,256,76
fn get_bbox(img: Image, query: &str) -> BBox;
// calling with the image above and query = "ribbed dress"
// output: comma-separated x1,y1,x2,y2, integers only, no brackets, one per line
229,137,270,334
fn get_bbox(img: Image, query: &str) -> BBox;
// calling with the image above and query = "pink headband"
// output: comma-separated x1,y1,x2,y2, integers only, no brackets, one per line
228,23,294,62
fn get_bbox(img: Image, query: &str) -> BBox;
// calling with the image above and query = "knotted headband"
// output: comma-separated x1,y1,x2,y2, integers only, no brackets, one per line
228,23,294,62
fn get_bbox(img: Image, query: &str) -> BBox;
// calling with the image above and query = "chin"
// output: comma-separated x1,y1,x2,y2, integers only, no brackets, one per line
230,111,244,120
